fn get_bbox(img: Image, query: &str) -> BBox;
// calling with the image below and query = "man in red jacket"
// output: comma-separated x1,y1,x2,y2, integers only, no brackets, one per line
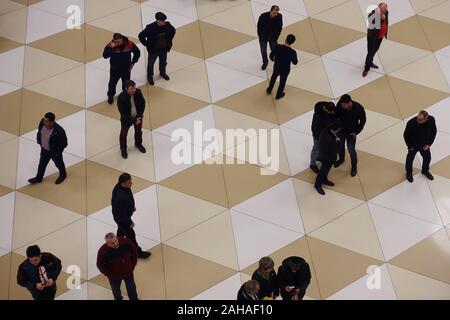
96,233,139,300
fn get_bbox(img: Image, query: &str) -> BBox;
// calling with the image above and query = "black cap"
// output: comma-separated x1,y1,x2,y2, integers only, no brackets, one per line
155,12,167,21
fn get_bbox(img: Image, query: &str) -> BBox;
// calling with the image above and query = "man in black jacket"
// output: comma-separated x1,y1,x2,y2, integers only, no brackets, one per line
237,280,260,301
335,94,366,177
315,121,342,195
138,12,176,86
111,173,151,259
278,256,311,300
17,245,62,300
310,101,336,174
117,80,146,159
404,111,437,183
28,112,68,185
103,33,141,104
266,34,298,100
257,5,283,70
363,3,388,77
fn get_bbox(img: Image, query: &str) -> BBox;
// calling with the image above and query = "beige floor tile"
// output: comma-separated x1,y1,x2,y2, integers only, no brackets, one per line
417,15,450,52
0,130,16,145
387,76,449,119
388,16,432,51
287,58,333,98
85,110,121,158
389,229,450,284
410,0,448,13
312,0,367,32
172,22,204,59
0,0,24,15
10,0,28,5
432,156,450,179
378,40,431,74
0,184,13,198
196,0,247,19
0,7,27,43
419,1,450,23
162,244,237,299
280,18,320,55
166,50,203,75
0,253,12,299
0,36,22,54
304,0,349,16
428,175,450,226
0,138,18,189
307,236,383,298
84,0,136,23
358,110,402,142
0,89,21,135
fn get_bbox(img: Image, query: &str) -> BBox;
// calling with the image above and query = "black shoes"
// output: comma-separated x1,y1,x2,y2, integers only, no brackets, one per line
275,92,285,100
315,186,326,196
422,171,434,181
266,87,272,95
160,74,170,81
323,180,335,187
262,62,268,70
310,165,320,174
107,96,114,105
121,149,128,159
406,172,413,183
371,63,379,69
28,177,43,184
136,145,146,154
55,175,66,185
362,69,369,77
138,251,151,259
351,167,357,177
148,78,154,86
334,159,344,168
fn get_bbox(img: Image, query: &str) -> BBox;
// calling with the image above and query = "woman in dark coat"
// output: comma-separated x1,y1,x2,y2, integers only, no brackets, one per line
252,257,279,300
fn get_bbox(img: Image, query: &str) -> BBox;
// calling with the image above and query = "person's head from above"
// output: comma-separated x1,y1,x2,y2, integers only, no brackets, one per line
340,94,353,110
244,280,260,296
417,110,429,125
105,233,120,249
43,112,55,129
269,5,280,18
155,12,167,27
112,33,124,46
26,245,42,266
379,2,388,14
324,102,336,114
258,257,275,277
119,172,132,189
285,34,296,46
288,257,304,273
124,80,137,96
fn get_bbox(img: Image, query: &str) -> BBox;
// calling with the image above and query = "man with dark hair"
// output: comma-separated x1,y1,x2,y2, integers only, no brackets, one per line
28,112,68,185
17,245,62,300
257,5,283,70
277,256,311,300
335,94,366,177
97,233,139,300
310,101,336,173
111,173,151,259
404,111,437,183
237,280,260,301
266,34,298,100
103,32,141,104
138,12,176,86
314,121,341,195
117,80,146,159
363,2,388,77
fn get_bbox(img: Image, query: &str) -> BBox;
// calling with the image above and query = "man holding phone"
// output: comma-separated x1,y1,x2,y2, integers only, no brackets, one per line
117,80,146,159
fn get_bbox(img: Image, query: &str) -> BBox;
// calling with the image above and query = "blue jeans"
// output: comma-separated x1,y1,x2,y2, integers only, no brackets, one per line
109,273,138,300
310,137,320,166
338,134,358,169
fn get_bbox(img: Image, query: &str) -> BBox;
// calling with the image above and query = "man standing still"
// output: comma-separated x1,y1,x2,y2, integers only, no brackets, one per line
28,112,68,185
111,173,151,259
257,5,283,70
277,256,311,300
97,233,139,300
103,33,141,105
266,34,298,100
139,12,176,86
404,111,437,183
117,80,146,159
363,2,388,77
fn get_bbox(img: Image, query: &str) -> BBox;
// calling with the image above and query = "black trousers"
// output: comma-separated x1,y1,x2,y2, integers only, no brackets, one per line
36,148,66,180
117,224,142,253
119,120,143,150
406,147,431,174
31,285,57,300
109,274,138,300
268,69,289,97
338,134,358,169
147,49,167,80
315,160,334,188
108,68,130,98
365,36,383,71
259,38,277,64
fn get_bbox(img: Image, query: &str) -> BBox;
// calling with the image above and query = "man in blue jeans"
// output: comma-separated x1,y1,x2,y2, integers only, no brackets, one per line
257,5,283,70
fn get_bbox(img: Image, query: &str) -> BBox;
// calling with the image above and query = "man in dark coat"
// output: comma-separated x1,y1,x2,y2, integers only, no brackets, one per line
17,245,62,300
237,280,260,301
310,101,336,174
103,33,141,104
266,34,298,100
257,5,283,70
404,110,437,183
315,121,342,196
335,94,366,177
28,112,68,185
111,173,151,259
363,2,388,77
277,256,311,300
117,80,146,159
97,233,139,300
138,11,176,86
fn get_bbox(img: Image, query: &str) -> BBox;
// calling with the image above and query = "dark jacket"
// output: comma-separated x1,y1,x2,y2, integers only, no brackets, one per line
237,284,260,301
103,37,140,70
311,102,336,139
117,88,146,126
257,12,283,41
138,21,176,53
404,116,437,149
17,252,62,293
270,44,298,74
336,99,366,135
96,237,138,280
252,270,279,299
277,256,311,300
36,121,68,154
318,128,340,163
367,9,389,39
111,183,136,227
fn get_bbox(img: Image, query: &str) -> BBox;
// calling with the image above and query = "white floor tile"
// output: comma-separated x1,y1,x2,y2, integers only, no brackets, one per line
0,192,14,251
192,273,242,300
26,7,68,44
141,4,195,29
142,0,198,20
281,126,313,175
0,46,25,87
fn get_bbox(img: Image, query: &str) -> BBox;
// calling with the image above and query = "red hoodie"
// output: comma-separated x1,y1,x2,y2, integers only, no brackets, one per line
96,237,138,280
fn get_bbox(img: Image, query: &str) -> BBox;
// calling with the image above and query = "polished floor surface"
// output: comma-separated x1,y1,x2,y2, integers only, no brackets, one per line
0,0,450,300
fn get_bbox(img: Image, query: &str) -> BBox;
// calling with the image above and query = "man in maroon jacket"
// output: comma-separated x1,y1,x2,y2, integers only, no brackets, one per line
96,233,139,300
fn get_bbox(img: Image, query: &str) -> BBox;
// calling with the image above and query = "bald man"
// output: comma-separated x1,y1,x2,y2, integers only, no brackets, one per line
363,3,388,77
